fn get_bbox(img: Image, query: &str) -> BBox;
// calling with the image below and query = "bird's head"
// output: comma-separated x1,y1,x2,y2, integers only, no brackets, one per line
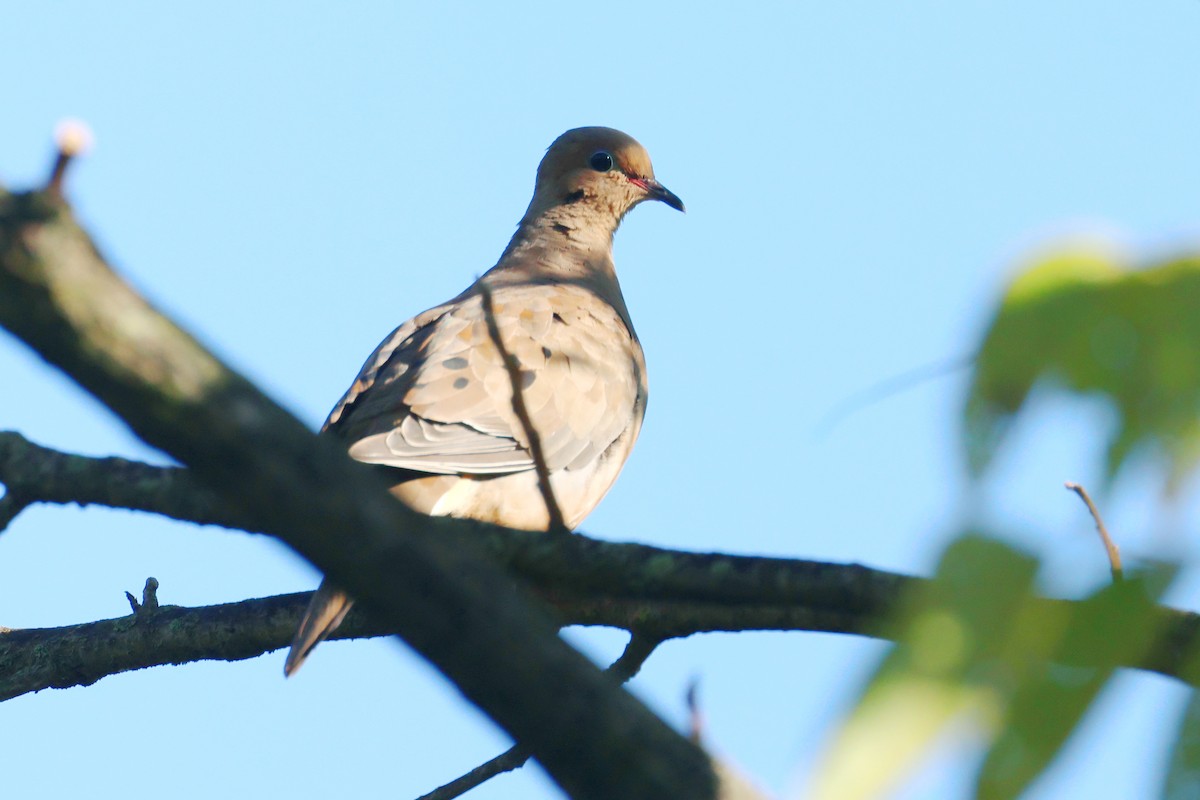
524,127,684,224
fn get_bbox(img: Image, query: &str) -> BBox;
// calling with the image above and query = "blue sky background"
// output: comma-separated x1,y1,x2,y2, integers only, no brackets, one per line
3,3,1200,798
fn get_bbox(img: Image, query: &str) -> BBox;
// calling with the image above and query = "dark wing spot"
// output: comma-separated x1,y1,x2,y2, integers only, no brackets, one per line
453,377,469,389
542,346,552,358
520,370,536,389
553,223,570,234
443,357,469,369
552,313,565,324
563,190,585,204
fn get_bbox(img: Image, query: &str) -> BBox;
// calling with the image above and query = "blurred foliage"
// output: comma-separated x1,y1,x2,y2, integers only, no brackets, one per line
1165,688,1200,800
809,239,1200,799
807,534,1174,800
965,247,1200,491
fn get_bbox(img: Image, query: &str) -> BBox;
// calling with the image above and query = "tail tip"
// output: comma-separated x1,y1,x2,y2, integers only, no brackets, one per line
282,650,304,678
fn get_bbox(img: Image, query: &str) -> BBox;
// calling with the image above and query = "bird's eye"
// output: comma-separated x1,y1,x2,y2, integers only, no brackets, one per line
589,151,615,172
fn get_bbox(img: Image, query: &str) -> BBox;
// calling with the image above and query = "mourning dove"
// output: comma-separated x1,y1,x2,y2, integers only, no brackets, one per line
284,127,683,676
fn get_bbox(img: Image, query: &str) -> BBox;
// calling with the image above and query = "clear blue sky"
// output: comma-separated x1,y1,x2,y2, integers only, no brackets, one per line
3,3,1200,798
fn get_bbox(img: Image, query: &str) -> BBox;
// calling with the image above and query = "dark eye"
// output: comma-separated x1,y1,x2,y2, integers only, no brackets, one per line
589,151,614,172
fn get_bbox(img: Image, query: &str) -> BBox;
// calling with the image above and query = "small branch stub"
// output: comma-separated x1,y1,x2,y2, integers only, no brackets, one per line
46,119,94,196
126,577,160,615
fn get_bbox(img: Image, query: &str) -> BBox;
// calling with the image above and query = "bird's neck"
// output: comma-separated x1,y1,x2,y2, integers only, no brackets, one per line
482,203,635,334
491,202,623,282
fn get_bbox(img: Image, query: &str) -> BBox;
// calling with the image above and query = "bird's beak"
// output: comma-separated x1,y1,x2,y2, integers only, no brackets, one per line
631,177,685,212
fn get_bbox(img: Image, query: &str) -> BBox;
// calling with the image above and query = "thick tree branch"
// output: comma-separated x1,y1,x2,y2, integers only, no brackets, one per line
5,433,1200,689
4,434,1200,690
3,541,1199,702
0,178,713,799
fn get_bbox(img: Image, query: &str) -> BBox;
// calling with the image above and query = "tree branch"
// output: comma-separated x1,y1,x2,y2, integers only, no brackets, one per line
0,431,238,532
0,433,905,625
417,634,663,800
0,173,713,799
5,433,1199,689
4,537,1199,702
4,430,1200,689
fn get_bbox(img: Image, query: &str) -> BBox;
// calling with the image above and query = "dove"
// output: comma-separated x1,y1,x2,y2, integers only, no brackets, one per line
284,127,683,676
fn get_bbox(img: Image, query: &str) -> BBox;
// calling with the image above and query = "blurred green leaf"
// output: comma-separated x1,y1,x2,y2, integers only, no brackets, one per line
977,569,1173,800
965,246,1200,489
1163,686,1200,800
806,535,1039,800
806,534,1176,800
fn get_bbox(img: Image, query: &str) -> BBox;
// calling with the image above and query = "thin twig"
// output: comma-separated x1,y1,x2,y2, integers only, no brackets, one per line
685,680,774,800
416,632,663,800
417,745,529,800
815,352,975,436
1065,481,1123,582
478,283,567,533
686,678,704,742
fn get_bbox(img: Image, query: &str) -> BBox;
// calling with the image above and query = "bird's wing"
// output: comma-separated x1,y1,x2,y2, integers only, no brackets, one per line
328,283,645,476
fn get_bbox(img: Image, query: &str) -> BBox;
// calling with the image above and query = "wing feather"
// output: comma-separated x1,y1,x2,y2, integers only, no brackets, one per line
329,283,644,477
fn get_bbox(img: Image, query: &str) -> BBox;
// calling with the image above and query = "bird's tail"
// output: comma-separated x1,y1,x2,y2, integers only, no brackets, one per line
283,580,354,677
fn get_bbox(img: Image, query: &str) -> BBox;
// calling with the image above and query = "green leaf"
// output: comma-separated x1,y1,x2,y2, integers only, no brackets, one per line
976,569,1173,800
1163,687,1200,800
806,535,1039,800
965,246,1200,489
806,532,1176,800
